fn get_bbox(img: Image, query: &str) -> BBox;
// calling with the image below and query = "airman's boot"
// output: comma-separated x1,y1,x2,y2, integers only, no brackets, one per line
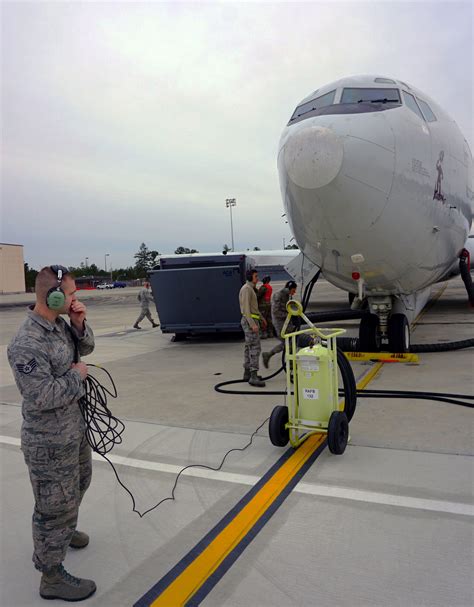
249,371,265,387
69,530,89,549
262,352,271,368
244,369,264,381
40,564,96,601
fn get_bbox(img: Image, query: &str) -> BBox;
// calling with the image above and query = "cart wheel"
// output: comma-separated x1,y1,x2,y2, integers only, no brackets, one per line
327,411,349,455
269,405,289,447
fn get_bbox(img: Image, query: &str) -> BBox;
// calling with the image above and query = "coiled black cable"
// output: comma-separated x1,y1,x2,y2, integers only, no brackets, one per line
78,365,124,456
78,365,270,518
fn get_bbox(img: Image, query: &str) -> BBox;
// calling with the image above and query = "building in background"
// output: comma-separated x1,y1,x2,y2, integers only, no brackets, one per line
0,243,25,294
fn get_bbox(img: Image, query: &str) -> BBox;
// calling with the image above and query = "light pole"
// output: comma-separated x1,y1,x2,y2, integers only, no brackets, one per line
225,198,237,251
85,257,89,268
104,253,109,275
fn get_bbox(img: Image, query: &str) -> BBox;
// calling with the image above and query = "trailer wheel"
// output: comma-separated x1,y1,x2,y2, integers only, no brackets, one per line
269,405,289,447
327,411,348,455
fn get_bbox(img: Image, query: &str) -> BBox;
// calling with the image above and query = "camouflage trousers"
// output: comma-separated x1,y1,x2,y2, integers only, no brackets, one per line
259,303,273,337
269,318,286,356
241,317,261,372
135,306,155,325
23,433,92,571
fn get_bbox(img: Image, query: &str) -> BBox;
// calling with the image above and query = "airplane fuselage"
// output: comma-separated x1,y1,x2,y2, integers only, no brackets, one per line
278,76,473,299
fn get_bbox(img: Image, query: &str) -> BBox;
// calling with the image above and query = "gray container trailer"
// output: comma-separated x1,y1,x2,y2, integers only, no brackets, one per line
148,254,255,339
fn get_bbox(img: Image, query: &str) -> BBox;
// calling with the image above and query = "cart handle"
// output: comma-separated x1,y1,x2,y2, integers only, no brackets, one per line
281,299,346,340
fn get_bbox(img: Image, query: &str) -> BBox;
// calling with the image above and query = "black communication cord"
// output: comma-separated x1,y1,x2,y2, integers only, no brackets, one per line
78,365,269,518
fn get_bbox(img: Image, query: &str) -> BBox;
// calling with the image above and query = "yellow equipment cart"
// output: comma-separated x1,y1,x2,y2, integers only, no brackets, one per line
269,300,355,454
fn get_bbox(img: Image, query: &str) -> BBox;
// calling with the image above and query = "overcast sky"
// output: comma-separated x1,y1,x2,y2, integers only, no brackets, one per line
2,1,472,270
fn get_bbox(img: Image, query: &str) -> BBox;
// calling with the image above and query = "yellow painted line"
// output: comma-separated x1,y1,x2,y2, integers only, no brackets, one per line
356,361,384,390
150,433,326,606
146,358,385,606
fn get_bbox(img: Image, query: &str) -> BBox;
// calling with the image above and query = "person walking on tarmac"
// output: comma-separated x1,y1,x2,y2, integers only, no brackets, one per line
262,280,298,369
257,275,273,339
134,280,159,329
7,266,97,601
239,269,267,387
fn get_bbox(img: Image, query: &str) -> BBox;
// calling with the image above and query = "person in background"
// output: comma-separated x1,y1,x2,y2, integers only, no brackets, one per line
134,281,159,329
239,269,267,387
257,276,273,339
262,280,297,369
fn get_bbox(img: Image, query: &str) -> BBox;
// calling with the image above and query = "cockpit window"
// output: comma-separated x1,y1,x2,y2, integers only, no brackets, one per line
402,91,425,120
290,90,336,121
341,88,401,104
417,99,437,122
374,77,396,84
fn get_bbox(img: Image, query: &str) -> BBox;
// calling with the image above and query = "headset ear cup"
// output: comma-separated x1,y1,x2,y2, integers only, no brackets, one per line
46,288,66,310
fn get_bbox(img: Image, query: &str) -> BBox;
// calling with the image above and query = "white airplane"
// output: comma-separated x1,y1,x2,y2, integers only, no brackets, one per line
278,74,474,351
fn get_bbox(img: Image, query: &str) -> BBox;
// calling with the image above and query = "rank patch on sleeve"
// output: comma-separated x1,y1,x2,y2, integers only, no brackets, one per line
16,358,38,375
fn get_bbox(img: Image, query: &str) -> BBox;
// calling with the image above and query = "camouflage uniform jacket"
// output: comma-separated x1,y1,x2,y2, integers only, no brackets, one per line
7,308,95,446
138,288,154,309
272,287,292,322
239,281,260,329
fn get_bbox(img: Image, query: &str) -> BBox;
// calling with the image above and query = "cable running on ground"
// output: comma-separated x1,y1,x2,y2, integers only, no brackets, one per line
79,365,269,518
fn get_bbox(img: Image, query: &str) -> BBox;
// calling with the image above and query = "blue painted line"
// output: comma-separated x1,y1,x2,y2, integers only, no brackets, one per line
134,445,300,607
186,437,327,606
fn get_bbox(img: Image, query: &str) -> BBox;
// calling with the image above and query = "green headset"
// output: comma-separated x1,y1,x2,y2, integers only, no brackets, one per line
46,265,69,310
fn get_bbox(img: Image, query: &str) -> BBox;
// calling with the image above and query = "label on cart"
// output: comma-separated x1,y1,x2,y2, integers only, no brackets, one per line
300,359,319,372
303,388,319,400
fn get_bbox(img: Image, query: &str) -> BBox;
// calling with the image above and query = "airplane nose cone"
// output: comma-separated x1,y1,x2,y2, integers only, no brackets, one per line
284,125,343,189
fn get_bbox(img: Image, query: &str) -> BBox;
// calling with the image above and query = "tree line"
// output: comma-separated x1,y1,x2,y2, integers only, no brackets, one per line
24,241,299,289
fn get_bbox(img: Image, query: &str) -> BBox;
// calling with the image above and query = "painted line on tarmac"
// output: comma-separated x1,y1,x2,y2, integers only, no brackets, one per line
134,433,327,607
1,435,471,517
131,351,437,606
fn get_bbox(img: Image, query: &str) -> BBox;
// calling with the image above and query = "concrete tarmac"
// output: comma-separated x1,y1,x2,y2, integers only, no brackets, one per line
0,280,472,606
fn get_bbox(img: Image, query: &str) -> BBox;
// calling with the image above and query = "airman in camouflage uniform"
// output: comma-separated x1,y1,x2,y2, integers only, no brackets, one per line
134,281,159,329
262,280,297,369
7,266,97,602
239,269,267,387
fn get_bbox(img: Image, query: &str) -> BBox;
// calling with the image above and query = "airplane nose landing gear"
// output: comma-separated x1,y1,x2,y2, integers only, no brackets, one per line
359,313,381,351
387,313,410,352
359,296,411,353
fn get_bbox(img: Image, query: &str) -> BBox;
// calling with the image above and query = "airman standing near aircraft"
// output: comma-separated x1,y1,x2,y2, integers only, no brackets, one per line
134,281,159,329
257,276,273,338
7,266,97,602
262,280,297,368
239,269,266,387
